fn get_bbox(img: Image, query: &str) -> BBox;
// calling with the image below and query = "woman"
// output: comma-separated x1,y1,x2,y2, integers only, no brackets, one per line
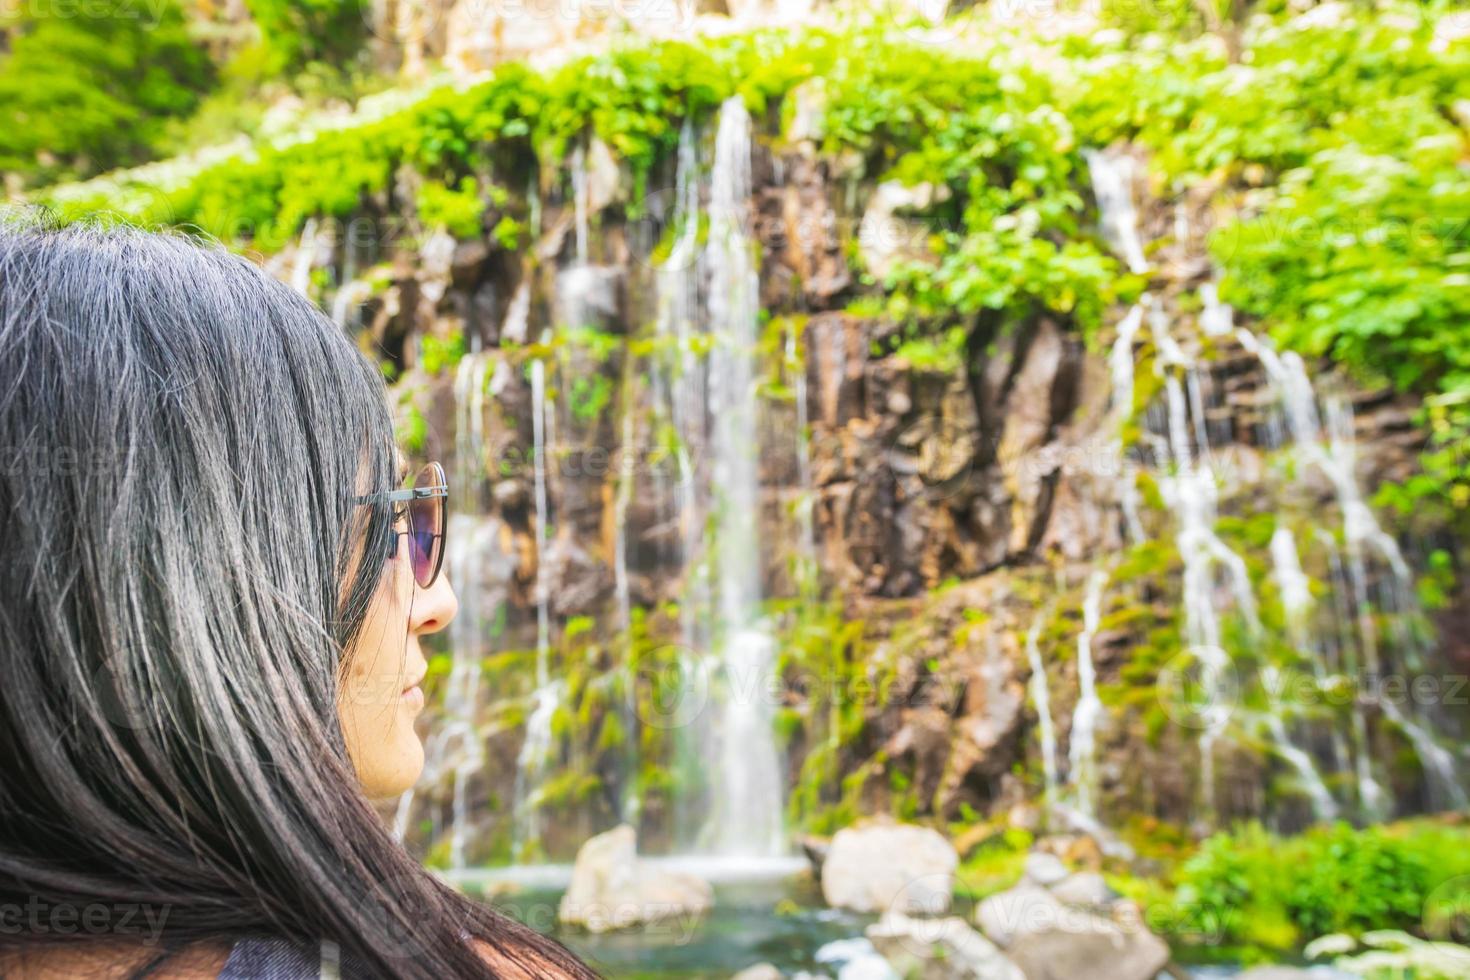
0,215,599,979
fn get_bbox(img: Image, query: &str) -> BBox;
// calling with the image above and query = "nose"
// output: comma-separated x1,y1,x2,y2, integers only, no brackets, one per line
409,570,458,636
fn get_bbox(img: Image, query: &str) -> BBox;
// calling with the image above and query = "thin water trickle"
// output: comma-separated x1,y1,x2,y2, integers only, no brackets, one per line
1025,608,1060,804
1069,569,1109,818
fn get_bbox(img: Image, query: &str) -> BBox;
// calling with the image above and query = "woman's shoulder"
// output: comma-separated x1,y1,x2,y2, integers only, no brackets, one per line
218,937,371,980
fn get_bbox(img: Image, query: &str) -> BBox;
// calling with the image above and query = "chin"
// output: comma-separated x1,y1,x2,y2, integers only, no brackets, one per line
364,732,426,799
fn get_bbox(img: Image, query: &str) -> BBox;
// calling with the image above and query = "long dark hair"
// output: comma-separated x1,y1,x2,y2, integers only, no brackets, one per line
0,214,598,979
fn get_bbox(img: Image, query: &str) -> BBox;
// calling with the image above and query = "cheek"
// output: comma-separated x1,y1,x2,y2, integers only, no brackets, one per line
339,678,425,798
338,571,421,796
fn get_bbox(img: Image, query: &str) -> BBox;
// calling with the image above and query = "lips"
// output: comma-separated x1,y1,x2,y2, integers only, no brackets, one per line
402,684,426,712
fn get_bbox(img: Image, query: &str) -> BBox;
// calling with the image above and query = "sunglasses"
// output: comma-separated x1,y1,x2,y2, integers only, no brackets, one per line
354,461,448,589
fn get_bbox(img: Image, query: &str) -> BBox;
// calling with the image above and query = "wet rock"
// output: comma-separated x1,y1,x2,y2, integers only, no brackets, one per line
553,263,624,332
799,834,830,877
559,825,713,933
784,79,826,145
1048,872,1117,910
975,882,1064,948
1021,853,1069,887
730,964,784,980
815,936,898,980
542,533,608,616
765,154,850,308
866,911,1023,980
858,181,946,281
977,881,1169,980
821,822,958,914
807,313,869,426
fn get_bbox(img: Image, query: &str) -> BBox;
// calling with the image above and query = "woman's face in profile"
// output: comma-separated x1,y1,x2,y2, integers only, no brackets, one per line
338,477,458,799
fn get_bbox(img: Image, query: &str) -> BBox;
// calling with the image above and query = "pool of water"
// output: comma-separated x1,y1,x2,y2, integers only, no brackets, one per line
464,863,875,979
457,865,1354,980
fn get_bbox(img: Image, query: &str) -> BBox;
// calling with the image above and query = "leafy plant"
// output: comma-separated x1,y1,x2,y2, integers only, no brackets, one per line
0,0,214,184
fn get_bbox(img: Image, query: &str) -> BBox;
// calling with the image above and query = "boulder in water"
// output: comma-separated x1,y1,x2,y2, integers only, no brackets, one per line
730,964,783,980
1047,871,1118,910
558,825,712,933
820,822,958,914
1021,852,1069,887
866,910,1023,980
976,879,1169,980
974,882,1065,948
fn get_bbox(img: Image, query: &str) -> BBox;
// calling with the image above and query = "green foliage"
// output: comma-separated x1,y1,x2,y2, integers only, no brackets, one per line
246,0,368,74
1166,820,1470,960
416,177,485,238
955,826,1032,900
1062,4,1470,526
815,32,1116,335
420,330,466,376
0,0,214,183
44,63,544,250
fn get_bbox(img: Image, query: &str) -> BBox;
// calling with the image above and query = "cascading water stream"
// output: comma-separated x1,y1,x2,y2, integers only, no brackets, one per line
612,362,639,824
1266,526,1341,821
1236,329,1466,812
394,352,496,861
702,96,785,857
1109,301,1146,544
1025,608,1060,804
1084,149,1148,275
788,319,816,578
1150,298,1262,818
512,328,561,860
1068,569,1109,819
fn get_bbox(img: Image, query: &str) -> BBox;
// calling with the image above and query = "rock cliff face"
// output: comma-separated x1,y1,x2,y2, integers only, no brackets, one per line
285,99,1459,864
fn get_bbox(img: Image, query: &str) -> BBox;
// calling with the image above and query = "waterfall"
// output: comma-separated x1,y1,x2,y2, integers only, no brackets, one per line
290,217,320,296
701,96,785,857
513,328,561,860
1237,329,1467,812
788,318,816,576
612,363,639,825
1198,281,1233,336
1264,526,1340,821
394,352,497,862
1150,298,1262,818
330,277,375,331
531,329,553,686
1069,569,1109,818
652,119,710,651
1084,149,1148,274
1110,302,1146,544
572,143,590,265
1025,608,1060,803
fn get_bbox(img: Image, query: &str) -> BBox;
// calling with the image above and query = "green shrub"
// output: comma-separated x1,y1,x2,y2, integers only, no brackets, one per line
0,0,214,184
1168,820,1470,960
245,0,368,74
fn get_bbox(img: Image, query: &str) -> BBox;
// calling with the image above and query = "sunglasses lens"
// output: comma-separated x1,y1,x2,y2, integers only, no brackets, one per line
407,463,446,588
